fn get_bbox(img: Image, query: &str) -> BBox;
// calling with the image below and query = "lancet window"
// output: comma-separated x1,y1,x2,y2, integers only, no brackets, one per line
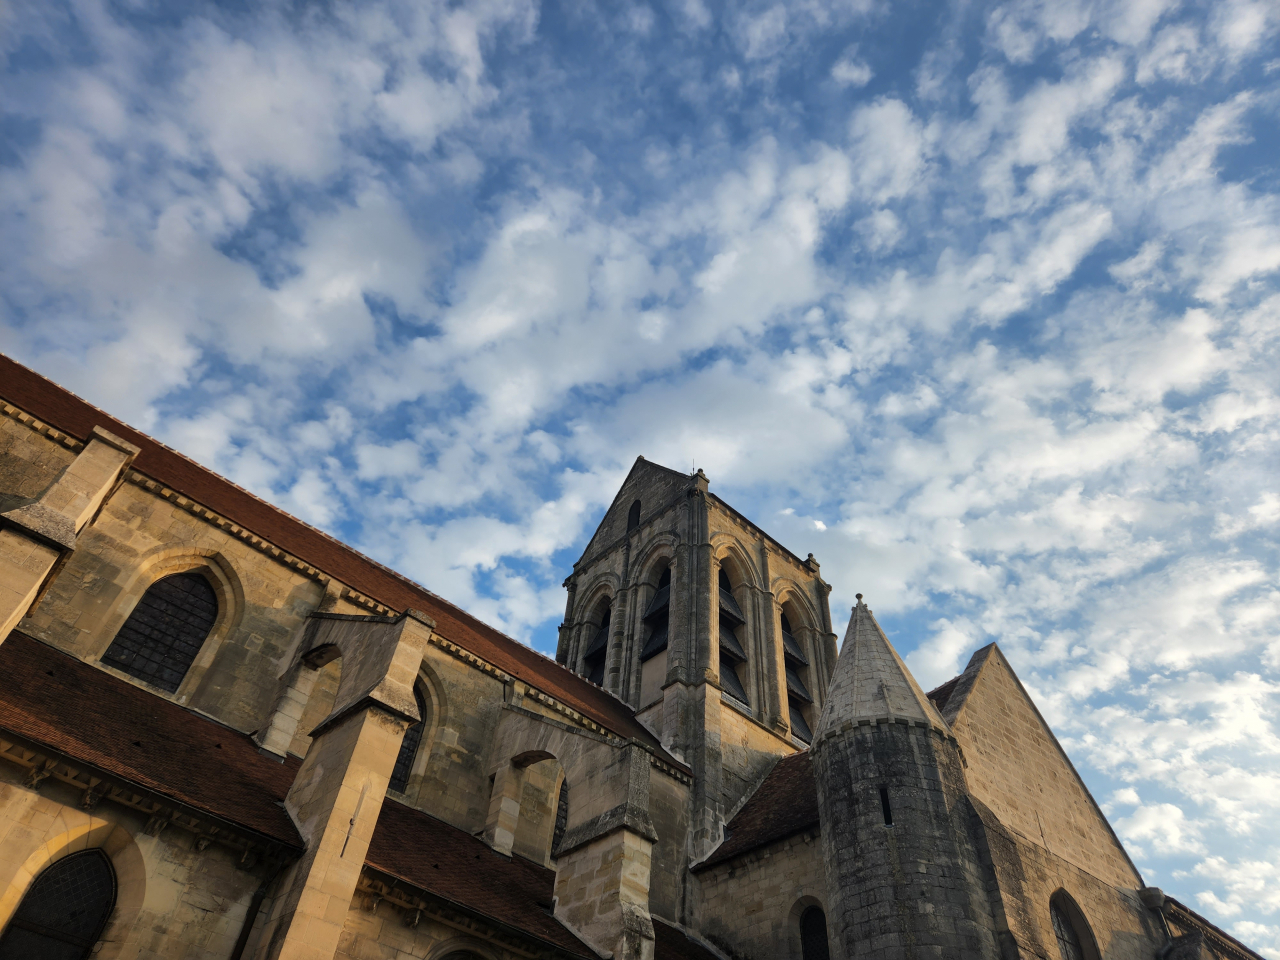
781,612,814,743
718,568,750,706
640,568,671,662
100,571,218,693
1050,896,1093,960
583,604,611,686
389,682,429,794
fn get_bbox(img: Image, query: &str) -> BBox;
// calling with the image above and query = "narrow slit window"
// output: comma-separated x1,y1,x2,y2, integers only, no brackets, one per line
100,572,218,693
627,500,642,531
880,787,894,826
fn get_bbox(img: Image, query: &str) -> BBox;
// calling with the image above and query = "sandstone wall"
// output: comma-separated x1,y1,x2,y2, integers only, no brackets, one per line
694,829,829,960
0,768,268,960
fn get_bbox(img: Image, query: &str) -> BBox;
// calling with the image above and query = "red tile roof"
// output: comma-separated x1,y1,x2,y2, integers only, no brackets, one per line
0,353,685,773
0,630,302,848
653,918,724,959
364,799,594,957
695,751,818,870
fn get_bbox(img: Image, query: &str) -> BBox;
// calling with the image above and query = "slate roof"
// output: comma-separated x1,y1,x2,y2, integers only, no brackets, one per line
653,918,724,959
0,630,302,848
364,799,595,958
695,751,818,870
814,598,949,741
0,353,686,774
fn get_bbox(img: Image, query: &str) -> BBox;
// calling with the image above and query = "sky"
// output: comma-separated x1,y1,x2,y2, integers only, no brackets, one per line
2,0,1280,949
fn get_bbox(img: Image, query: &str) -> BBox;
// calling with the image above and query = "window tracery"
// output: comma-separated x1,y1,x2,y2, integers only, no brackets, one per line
100,571,218,693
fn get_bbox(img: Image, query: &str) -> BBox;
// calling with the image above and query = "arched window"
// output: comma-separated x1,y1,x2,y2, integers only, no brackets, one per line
583,605,610,686
389,683,429,794
1050,893,1096,960
101,572,218,692
627,500,642,531
781,612,814,743
717,568,750,705
0,849,116,959
800,905,830,960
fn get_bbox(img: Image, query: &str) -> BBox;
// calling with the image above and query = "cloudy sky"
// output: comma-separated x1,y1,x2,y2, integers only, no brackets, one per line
3,0,1280,948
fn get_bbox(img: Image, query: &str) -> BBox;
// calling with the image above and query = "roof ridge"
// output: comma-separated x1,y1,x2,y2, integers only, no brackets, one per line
0,352,672,758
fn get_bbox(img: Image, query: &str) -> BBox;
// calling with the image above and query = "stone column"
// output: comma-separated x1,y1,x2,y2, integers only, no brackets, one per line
258,613,431,960
0,426,139,643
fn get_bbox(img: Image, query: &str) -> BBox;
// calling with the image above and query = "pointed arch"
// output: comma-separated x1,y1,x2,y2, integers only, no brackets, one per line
94,549,245,700
1049,889,1100,960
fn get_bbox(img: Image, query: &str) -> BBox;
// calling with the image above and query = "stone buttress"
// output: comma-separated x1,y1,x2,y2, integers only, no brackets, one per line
812,597,999,960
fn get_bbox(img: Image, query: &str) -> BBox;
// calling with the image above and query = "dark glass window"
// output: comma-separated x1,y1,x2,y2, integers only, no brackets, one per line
800,905,830,960
583,607,610,685
552,778,569,853
789,699,813,743
627,500,642,531
641,567,671,662
1051,901,1086,960
101,572,218,693
0,849,116,960
389,684,429,794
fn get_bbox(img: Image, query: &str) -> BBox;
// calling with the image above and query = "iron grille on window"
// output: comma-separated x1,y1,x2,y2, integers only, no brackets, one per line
0,849,116,960
389,684,429,794
1051,901,1086,960
100,572,218,693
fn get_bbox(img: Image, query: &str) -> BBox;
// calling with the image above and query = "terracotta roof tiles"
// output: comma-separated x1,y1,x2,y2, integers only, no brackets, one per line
0,630,302,848
696,751,817,870
0,353,685,773
364,799,594,957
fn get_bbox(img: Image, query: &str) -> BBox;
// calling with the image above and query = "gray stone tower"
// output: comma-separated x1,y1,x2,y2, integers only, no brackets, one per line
812,597,998,960
557,457,837,858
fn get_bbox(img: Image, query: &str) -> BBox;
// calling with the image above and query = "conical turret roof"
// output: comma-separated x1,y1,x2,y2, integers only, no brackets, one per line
814,596,950,739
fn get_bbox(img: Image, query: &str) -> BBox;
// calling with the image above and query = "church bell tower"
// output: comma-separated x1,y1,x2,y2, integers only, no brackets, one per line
557,457,838,858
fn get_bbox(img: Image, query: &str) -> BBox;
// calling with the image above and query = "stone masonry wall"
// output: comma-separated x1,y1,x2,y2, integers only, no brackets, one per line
815,721,998,960
0,415,76,510
719,700,798,824
950,648,1141,890
969,796,1164,960
694,829,829,960
0,767,268,960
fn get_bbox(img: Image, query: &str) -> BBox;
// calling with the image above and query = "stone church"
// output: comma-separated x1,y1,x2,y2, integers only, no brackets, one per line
0,351,1265,960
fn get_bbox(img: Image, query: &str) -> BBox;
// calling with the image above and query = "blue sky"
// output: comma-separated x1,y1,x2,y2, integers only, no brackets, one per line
3,0,1280,948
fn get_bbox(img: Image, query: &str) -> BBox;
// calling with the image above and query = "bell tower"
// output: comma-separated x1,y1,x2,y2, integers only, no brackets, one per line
557,457,837,858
